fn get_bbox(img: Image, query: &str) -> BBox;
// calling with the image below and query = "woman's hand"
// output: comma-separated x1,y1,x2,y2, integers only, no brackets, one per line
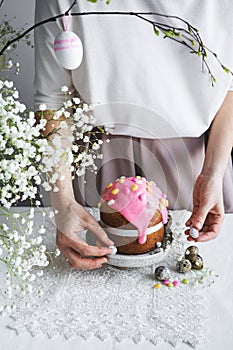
185,172,224,242
55,201,114,270
185,91,233,242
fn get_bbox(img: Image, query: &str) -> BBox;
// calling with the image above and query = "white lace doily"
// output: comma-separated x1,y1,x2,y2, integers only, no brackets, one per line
7,209,209,347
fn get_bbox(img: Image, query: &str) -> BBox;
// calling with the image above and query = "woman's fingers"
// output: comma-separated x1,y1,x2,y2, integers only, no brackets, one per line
56,229,113,258
185,215,223,242
70,203,114,246
86,220,114,246
196,219,223,242
185,202,210,231
63,247,108,270
71,239,113,257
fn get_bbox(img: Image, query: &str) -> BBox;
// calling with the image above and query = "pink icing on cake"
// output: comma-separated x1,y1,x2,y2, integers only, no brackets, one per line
100,176,168,244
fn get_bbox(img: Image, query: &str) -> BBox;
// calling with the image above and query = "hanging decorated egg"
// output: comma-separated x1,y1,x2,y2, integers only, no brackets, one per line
54,30,83,70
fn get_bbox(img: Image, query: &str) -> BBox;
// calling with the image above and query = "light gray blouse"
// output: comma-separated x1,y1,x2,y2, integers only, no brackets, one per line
34,0,233,139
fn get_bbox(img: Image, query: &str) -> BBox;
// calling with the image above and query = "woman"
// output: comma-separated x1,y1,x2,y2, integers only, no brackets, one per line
34,0,233,270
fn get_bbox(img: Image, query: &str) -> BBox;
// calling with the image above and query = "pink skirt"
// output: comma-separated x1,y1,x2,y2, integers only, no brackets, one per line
73,134,233,212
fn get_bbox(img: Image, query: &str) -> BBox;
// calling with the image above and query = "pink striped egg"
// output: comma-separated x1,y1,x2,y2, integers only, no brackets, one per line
54,31,83,70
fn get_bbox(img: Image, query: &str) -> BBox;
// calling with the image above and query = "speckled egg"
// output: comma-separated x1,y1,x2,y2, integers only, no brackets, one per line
177,258,192,273
185,246,199,259
189,254,204,270
154,266,171,281
189,226,199,239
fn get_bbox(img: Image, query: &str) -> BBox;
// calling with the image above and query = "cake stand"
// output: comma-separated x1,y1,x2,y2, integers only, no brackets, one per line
106,244,171,268
86,216,173,268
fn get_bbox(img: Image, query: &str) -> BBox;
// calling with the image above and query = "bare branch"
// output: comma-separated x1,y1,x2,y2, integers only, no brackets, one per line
0,0,5,8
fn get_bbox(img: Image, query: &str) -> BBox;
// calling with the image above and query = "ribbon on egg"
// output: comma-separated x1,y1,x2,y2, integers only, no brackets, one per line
53,14,83,70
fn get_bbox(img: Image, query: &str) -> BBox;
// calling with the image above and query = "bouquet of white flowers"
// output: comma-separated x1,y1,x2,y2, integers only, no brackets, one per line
0,63,105,313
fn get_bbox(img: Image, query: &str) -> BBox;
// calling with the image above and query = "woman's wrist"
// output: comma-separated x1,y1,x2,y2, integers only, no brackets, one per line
50,187,76,210
200,164,224,179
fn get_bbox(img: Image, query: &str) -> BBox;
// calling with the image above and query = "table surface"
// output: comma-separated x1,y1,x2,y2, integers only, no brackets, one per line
0,210,233,350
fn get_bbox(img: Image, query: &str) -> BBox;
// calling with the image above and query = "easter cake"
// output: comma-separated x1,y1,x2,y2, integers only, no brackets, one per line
99,176,169,255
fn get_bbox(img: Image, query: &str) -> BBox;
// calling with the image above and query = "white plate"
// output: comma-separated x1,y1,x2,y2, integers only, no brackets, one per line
106,245,170,268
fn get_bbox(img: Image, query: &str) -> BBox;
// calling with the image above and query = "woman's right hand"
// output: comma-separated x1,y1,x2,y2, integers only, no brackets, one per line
185,173,224,242
55,201,114,270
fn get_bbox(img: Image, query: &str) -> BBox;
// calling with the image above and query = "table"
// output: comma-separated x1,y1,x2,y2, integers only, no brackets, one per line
0,208,233,350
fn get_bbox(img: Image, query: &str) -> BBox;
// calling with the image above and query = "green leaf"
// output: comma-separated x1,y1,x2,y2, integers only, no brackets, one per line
153,27,160,36
164,30,174,37
87,0,111,3
223,66,230,74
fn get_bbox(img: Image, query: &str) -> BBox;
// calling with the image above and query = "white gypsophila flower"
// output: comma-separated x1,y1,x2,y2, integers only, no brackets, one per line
37,270,43,277
76,120,84,128
12,90,19,99
48,211,54,218
64,101,72,109
29,274,36,282
76,167,85,176
61,85,68,92
38,289,44,296
2,223,9,231
35,236,43,245
53,110,63,120
26,284,33,294
29,208,34,219
6,59,13,69
72,144,79,152
92,143,100,151
82,115,89,124
4,80,13,88
39,245,46,253
60,121,68,130
55,248,61,257
89,115,96,124
83,135,89,143
73,97,80,104
38,225,46,234
82,103,89,112
39,103,47,111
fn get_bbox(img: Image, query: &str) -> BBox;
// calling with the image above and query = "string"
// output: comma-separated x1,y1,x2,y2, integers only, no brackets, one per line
62,14,72,32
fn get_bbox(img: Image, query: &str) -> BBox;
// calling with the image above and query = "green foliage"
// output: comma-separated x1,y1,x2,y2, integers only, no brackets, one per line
153,27,160,36
88,0,111,3
222,66,230,74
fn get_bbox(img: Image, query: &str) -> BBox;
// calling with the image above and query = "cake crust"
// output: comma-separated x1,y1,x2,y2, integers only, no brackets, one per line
100,202,164,255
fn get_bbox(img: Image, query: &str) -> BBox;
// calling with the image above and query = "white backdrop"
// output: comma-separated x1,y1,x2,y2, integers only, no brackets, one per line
1,0,35,108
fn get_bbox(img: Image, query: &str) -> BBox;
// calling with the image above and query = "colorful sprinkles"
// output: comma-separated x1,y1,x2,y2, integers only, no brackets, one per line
111,188,119,195
131,184,138,191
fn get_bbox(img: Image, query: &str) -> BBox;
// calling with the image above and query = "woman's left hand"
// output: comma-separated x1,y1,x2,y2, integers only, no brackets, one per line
185,172,224,242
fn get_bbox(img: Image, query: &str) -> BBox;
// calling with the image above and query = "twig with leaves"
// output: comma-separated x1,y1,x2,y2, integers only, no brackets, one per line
0,0,232,85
